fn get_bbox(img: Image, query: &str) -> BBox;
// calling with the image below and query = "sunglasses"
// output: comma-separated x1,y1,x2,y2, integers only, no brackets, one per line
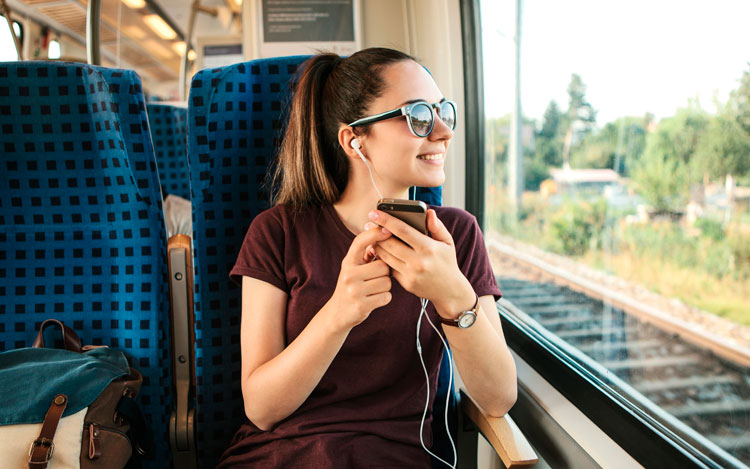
348,99,457,137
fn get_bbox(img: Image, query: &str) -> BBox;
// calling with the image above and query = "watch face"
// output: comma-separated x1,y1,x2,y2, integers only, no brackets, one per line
458,312,476,328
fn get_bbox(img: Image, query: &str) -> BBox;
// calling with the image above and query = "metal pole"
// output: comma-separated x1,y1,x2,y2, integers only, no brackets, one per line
0,0,22,60
508,0,523,210
86,0,101,65
179,0,201,101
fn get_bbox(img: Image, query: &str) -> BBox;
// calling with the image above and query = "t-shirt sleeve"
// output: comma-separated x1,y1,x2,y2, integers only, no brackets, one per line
449,209,502,301
229,208,288,292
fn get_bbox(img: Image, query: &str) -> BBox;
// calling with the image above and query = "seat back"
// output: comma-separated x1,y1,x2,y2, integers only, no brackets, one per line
0,62,172,468
188,56,449,467
147,103,189,200
187,56,306,467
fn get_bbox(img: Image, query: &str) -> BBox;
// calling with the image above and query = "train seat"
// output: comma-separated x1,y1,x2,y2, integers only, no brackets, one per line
146,103,190,201
0,61,172,469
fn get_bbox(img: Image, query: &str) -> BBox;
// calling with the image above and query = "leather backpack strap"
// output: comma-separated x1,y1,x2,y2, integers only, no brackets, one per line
28,394,68,469
32,319,83,353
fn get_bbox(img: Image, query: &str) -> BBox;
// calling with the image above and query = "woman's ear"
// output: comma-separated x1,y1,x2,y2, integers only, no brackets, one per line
338,125,364,161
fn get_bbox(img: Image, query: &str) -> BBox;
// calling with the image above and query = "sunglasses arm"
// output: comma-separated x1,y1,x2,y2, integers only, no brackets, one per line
348,107,406,128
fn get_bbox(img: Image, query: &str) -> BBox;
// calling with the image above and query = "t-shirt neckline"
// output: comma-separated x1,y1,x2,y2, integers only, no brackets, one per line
324,204,356,241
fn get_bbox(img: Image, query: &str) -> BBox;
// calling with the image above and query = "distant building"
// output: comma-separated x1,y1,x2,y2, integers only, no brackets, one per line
547,168,620,194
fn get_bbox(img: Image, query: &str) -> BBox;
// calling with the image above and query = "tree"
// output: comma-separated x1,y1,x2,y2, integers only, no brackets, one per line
535,100,564,168
633,106,708,211
730,62,750,135
696,71,750,222
572,117,647,173
561,74,597,168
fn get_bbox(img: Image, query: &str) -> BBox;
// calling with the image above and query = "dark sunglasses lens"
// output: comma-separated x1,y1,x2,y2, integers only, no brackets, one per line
409,103,433,136
439,102,456,129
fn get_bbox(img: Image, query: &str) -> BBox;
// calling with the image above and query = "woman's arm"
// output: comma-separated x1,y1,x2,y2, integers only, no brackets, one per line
433,288,517,417
240,226,393,430
239,276,350,430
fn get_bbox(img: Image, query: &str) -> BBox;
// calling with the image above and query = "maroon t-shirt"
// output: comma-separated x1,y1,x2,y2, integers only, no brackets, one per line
219,203,502,468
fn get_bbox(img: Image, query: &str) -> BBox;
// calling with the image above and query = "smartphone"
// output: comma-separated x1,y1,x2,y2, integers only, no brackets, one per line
377,198,428,235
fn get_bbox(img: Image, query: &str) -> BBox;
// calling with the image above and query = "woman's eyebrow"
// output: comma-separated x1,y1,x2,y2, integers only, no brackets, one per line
399,97,447,106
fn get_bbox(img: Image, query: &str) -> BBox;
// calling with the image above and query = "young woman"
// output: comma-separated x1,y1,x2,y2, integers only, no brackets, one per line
218,48,517,468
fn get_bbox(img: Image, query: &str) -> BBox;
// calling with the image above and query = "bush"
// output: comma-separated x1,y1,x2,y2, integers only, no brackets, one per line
621,222,735,278
728,229,750,278
694,218,725,241
548,199,608,256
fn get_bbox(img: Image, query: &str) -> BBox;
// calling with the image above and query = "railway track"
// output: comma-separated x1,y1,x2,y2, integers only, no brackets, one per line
487,239,750,465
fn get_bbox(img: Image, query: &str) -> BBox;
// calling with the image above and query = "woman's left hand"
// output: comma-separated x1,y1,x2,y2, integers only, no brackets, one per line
368,209,475,315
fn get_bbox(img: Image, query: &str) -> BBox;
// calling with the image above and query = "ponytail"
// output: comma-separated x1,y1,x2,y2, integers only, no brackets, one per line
271,48,415,210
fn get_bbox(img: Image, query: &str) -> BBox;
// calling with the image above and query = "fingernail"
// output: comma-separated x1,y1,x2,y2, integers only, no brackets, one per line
368,210,378,220
381,227,390,235
363,222,373,231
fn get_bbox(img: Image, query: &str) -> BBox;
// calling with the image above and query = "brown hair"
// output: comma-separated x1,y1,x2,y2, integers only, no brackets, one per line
271,48,416,210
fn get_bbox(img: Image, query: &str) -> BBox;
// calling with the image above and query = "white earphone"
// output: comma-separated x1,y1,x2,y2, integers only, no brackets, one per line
349,138,383,199
351,138,368,163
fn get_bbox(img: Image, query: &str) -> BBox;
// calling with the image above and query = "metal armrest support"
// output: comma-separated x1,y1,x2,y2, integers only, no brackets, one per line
167,234,197,468
460,390,538,468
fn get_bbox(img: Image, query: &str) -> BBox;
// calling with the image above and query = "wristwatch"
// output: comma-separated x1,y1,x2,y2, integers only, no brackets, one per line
439,294,479,329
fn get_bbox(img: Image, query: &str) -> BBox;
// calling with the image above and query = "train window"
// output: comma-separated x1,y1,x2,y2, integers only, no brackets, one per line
48,39,61,59
479,0,750,466
0,18,22,61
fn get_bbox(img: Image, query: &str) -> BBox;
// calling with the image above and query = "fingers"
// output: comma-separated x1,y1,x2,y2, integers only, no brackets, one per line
357,259,390,281
364,291,392,310
362,275,391,296
425,209,452,245
368,210,424,248
372,243,406,270
344,223,392,266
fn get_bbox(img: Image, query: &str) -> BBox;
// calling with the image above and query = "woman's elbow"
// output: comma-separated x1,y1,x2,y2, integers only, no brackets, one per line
485,386,518,418
244,403,277,432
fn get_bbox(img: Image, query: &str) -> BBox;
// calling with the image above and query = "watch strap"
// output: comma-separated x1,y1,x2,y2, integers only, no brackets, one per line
439,294,479,327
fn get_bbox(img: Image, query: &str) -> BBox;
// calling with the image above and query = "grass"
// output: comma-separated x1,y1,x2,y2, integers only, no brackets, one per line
584,250,750,326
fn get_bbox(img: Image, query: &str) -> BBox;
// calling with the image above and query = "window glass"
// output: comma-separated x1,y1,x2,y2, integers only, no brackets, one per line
0,19,22,61
49,39,61,59
480,0,750,465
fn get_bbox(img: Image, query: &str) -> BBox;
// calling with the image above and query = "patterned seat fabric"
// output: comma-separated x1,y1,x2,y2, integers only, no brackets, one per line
0,62,172,468
147,103,189,200
188,56,444,468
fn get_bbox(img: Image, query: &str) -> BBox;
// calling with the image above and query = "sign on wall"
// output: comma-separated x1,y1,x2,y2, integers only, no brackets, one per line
259,0,360,57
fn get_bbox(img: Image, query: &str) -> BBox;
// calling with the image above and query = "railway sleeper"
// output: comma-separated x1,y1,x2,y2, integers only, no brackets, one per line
665,400,750,418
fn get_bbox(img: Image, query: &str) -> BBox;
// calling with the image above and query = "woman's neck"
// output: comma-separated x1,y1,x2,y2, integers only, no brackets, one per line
333,184,409,236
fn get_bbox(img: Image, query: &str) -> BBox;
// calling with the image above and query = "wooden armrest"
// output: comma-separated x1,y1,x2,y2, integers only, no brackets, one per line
460,390,538,468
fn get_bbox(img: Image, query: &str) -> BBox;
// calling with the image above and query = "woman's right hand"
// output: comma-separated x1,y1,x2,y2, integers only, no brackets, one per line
327,224,394,329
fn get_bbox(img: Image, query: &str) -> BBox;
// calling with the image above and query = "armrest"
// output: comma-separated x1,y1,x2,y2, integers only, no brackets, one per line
460,390,538,468
167,234,197,468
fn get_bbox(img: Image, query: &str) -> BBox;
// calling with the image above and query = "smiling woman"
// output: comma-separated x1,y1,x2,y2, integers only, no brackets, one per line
217,48,516,468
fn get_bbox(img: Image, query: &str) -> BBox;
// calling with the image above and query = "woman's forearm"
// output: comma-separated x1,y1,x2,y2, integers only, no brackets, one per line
436,295,518,416
242,301,351,430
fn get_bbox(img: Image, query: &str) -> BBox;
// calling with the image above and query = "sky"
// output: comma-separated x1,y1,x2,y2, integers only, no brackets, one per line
481,0,750,125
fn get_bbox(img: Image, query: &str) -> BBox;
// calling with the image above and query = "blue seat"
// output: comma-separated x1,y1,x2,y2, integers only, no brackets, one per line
187,56,305,468
187,56,454,467
147,103,190,200
0,62,172,468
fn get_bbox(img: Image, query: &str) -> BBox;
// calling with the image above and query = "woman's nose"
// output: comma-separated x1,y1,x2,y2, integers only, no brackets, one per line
429,115,454,141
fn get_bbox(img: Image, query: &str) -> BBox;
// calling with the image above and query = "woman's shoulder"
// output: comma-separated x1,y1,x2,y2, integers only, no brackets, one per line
251,203,321,228
430,205,478,227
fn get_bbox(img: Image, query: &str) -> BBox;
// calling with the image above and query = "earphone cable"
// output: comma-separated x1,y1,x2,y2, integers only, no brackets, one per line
416,298,457,469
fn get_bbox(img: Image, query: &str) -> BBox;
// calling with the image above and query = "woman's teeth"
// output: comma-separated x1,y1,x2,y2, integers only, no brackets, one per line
417,153,444,160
